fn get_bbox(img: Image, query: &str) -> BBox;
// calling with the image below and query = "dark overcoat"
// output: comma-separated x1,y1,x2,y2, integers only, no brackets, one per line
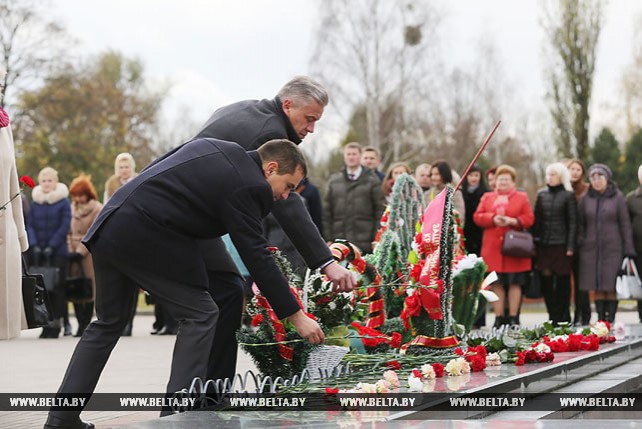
194,97,332,272
577,185,635,292
83,138,299,319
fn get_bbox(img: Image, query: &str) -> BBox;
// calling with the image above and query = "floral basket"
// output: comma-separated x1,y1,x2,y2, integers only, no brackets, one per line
305,345,349,380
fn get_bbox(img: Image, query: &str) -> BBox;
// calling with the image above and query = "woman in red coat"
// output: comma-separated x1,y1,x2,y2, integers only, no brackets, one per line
474,164,534,327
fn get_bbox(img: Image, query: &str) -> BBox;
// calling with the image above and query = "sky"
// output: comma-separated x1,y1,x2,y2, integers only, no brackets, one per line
49,0,642,151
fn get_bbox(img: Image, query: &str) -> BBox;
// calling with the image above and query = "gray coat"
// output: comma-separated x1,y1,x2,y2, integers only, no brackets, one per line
577,184,635,292
323,168,385,253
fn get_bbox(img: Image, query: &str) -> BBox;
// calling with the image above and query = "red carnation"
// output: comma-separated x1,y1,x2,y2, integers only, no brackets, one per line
412,369,423,379
385,360,402,370
325,387,339,395
454,347,464,356
515,351,526,366
431,363,444,377
19,176,35,189
409,260,425,282
390,332,402,349
470,355,486,372
251,314,263,327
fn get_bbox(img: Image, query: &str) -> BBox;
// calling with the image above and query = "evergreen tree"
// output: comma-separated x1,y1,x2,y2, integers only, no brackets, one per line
590,128,621,182
621,128,642,194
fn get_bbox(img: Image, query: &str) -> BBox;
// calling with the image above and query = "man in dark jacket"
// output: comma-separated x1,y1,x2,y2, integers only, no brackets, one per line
194,76,355,381
323,142,386,253
44,139,324,429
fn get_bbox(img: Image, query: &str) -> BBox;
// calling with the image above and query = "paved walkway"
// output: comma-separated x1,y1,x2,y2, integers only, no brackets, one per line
1,305,640,428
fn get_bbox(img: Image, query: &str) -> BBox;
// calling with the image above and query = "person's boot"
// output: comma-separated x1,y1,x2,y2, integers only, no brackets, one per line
607,300,618,323
539,275,555,322
122,322,132,337
595,300,606,322
44,414,94,429
493,316,505,329
508,315,520,327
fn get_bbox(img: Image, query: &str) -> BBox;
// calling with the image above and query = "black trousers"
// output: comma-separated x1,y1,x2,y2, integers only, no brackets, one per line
206,270,245,382
50,249,218,420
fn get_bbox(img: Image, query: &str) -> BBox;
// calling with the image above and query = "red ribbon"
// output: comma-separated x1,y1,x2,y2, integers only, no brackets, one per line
256,294,294,361
329,241,386,329
399,335,459,354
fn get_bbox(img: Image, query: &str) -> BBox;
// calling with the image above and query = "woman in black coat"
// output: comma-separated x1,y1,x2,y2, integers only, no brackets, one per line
462,164,489,256
532,162,577,325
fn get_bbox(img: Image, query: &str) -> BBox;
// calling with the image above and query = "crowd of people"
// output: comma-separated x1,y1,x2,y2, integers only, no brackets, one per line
1,74,641,429
319,143,641,330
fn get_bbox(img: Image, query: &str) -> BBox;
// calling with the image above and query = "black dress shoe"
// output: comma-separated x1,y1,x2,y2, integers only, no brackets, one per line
44,414,94,429
157,326,178,335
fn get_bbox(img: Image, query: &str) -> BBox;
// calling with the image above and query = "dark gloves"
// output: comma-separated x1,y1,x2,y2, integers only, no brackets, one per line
42,246,54,258
68,252,83,262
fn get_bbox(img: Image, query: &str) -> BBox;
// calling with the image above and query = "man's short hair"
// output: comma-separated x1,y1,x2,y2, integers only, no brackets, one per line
277,76,329,107
258,139,308,177
362,146,380,158
344,142,362,153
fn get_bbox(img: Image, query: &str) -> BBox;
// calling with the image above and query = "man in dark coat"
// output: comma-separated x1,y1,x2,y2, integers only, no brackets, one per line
323,142,386,253
194,76,355,381
44,139,324,429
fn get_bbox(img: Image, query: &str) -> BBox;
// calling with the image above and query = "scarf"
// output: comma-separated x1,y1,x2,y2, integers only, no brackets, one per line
0,106,9,128
492,188,517,216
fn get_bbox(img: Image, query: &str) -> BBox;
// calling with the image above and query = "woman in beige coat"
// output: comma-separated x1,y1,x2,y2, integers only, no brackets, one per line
0,89,30,339
67,174,102,337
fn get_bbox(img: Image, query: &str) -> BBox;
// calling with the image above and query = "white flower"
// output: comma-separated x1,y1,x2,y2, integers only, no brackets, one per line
407,374,424,392
421,364,436,379
445,357,470,376
383,370,400,388
591,321,610,338
375,379,389,393
533,343,551,353
356,382,377,394
328,301,337,310
452,254,481,277
486,353,502,367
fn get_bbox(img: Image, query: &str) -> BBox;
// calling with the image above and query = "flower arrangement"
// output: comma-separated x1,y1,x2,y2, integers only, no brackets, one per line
236,248,318,379
1,176,35,211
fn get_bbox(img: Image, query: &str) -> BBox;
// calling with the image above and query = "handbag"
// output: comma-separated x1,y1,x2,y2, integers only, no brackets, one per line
501,229,535,258
22,256,53,328
65,259,93,302
616,257,642,300
30,257,60,293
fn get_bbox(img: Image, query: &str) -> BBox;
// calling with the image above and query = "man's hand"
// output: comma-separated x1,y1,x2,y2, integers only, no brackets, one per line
288,310,324,344
322,261,356,292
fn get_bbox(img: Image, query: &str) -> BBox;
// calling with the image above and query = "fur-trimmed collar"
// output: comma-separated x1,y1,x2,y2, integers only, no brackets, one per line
31,182,69,205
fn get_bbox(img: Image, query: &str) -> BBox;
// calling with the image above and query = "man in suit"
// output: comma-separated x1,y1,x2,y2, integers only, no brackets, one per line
44,139,324,429
194,76,355,381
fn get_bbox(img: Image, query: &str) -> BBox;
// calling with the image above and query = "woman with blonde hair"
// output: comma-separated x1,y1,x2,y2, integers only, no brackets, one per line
104,152,137,203
532,162,577,325
67,174,102,337
26,167,71,338
474,164,534,327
